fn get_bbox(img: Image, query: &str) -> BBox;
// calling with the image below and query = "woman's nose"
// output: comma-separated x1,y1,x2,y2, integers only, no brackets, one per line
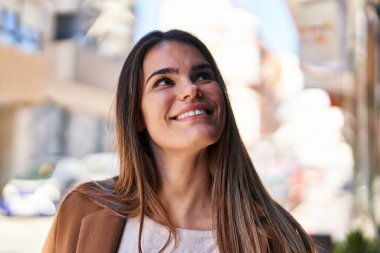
180,79,202,101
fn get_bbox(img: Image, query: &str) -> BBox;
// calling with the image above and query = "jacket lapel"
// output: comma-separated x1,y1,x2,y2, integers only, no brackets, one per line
76,208,126,253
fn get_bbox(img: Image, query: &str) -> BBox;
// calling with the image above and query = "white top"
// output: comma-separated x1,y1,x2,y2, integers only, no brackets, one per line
117,216,217,253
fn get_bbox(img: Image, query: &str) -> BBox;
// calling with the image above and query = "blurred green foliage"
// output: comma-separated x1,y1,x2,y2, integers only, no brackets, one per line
333,230,380,253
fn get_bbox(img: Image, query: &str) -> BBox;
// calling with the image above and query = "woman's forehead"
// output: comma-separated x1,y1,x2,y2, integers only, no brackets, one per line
144,41,206,65
141,41,208,81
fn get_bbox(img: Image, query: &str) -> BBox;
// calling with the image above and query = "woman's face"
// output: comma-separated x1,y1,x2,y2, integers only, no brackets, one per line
140,41,225,153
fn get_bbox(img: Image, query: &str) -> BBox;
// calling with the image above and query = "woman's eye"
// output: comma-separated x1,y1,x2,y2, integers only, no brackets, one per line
195,72,212,82
154,78,174,88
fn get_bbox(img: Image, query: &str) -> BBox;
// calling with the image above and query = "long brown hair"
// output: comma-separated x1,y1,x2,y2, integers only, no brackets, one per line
80,29,316,253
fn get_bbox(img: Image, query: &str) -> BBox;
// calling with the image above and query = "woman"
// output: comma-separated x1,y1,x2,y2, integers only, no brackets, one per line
43,29,316,253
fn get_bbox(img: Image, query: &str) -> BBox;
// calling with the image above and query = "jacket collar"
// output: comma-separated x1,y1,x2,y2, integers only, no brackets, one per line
76,207,126,253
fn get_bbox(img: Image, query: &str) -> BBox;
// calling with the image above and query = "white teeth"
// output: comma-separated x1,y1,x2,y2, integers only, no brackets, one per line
195,109,203,115
176,109,206,120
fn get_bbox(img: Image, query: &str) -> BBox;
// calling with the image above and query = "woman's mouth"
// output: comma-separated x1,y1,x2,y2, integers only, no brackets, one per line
172,109,211,120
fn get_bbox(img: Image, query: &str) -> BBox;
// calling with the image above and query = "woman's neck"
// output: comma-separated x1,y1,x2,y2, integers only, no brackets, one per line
153,148,213,230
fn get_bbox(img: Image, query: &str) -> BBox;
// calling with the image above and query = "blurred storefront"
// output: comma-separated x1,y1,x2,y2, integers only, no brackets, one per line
352,0,380,242
0,0,379,252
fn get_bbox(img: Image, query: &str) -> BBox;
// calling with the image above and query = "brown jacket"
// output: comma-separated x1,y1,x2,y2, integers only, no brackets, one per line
42,187,126,253
42,181,282,253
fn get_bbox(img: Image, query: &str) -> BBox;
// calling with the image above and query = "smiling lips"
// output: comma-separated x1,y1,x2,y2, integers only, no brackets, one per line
175,109,207,120
172,103,212,120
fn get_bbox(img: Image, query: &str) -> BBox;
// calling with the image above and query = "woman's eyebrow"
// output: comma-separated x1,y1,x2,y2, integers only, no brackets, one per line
191,63,213,72
146,68,178,85
145,63,212,85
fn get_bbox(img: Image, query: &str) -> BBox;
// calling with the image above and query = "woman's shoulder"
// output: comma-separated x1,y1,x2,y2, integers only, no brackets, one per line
42,177,123,253
58,177,119,216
